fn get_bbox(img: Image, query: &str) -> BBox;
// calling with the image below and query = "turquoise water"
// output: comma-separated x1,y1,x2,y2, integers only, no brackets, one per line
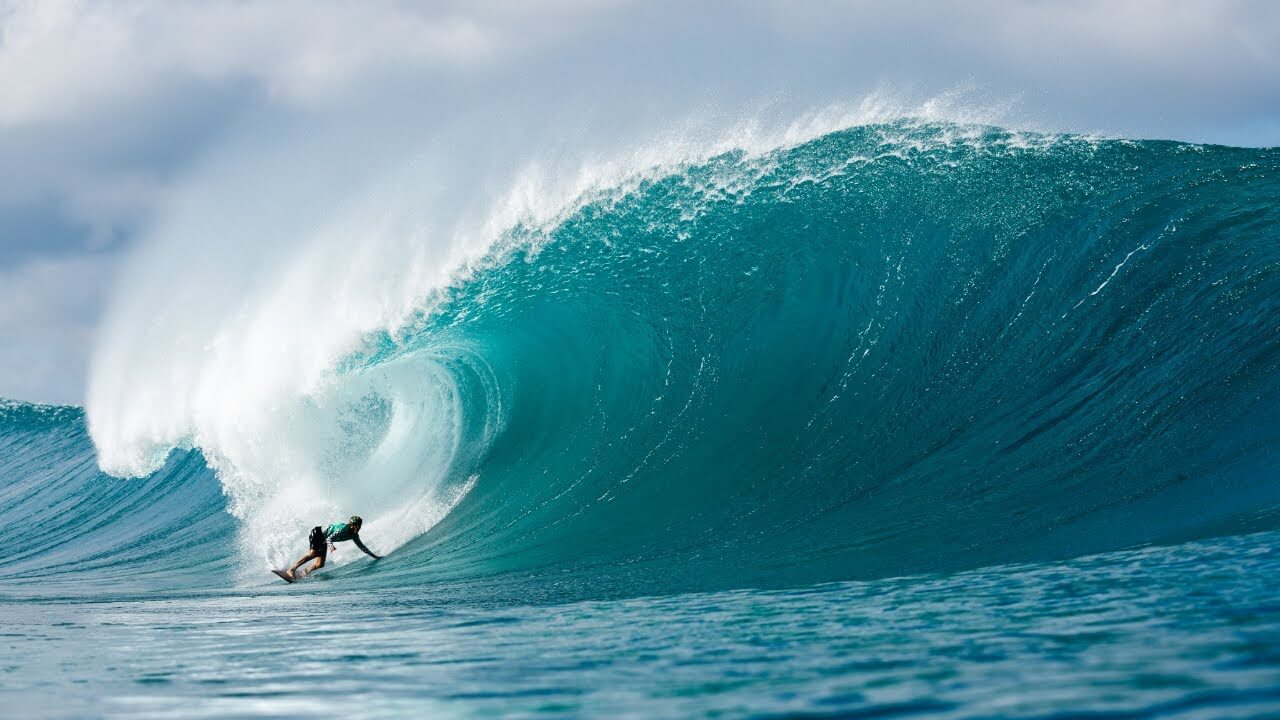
4,122,1280,716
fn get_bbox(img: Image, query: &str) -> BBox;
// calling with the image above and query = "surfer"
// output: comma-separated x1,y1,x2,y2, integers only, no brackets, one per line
281,515,381,580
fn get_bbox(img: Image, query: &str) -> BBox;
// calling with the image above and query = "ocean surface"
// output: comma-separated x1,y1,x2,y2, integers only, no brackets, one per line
3,122,1280,717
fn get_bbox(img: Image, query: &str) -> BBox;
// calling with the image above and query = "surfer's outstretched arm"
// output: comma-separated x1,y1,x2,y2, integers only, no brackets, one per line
352,534,381,559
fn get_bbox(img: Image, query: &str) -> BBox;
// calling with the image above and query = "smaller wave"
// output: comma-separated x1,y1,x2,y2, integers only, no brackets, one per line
0,401,234,595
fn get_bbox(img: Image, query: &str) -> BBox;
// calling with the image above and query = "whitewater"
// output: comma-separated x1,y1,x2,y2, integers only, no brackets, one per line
4,120,1280,717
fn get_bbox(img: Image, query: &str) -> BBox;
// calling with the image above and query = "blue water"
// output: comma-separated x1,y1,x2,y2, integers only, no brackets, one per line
4,122,1280,717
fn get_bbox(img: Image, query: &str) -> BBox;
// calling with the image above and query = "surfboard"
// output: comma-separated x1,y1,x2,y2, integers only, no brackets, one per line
271,569,295,584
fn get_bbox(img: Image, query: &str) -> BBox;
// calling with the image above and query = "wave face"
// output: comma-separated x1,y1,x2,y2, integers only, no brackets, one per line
52,122,1280,597
0,401,233,594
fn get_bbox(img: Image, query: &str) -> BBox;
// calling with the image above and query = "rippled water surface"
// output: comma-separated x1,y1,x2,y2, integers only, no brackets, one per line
7,531,1280,719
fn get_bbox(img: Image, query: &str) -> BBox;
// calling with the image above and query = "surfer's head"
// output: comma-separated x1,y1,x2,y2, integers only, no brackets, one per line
349,515,363,530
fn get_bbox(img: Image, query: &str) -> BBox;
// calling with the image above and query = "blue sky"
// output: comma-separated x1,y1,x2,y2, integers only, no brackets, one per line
2,0,1278,404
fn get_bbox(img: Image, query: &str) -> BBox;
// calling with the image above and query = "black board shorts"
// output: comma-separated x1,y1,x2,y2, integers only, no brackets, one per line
308,526,328,558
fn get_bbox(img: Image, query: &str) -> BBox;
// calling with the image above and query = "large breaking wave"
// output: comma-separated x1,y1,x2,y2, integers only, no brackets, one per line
5,121,1279,599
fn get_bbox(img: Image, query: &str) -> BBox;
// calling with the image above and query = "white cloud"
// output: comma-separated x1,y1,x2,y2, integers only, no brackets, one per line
1,0,1277,136
0,252,114,403
0,0,640,126
0,0,505,125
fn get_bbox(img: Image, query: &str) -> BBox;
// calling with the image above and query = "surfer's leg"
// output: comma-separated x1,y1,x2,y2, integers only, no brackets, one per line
299,556,325,578
287,549,318,576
